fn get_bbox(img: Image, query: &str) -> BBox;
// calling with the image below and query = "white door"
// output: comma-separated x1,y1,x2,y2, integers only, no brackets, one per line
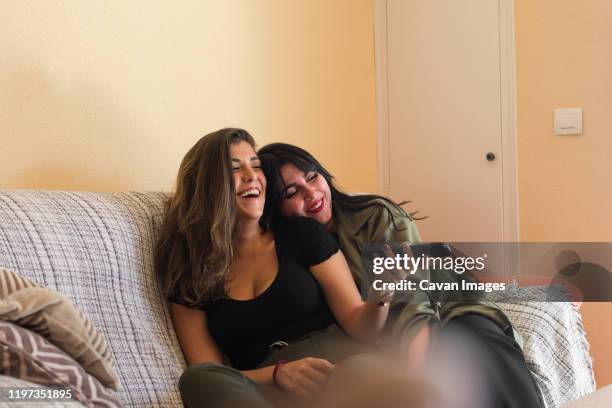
376,0,517,242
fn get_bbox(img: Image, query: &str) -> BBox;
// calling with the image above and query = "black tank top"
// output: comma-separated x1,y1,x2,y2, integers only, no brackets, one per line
203,217,339,370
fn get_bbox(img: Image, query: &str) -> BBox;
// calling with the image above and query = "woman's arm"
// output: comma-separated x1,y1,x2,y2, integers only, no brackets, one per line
170,303,224,366
172,303,277,378
170,303,333,391
171,303,274,384
171,303,276,384
371,207,422,245
171,303,335,394
311,251,389,342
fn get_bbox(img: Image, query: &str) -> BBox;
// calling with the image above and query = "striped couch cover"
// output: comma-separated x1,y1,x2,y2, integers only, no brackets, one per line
0,190,596,407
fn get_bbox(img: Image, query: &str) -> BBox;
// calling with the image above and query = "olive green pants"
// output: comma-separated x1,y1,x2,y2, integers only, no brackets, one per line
178,319,544,408
179,363,274,408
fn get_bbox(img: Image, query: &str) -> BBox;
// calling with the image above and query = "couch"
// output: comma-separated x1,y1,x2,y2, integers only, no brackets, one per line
0,190,597,407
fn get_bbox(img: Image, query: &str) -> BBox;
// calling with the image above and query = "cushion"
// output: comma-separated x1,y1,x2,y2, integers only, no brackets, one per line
0,321,123,407
0,267,119,389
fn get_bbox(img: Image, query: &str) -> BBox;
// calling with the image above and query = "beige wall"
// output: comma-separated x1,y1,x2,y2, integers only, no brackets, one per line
515,0,612,386
2,0,611,389
0,0,377,193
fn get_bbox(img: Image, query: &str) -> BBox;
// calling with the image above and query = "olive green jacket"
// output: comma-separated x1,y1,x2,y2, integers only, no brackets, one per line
334,204,523,347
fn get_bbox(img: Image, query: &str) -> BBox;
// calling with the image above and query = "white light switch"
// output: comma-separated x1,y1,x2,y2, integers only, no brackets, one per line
554,108,582,135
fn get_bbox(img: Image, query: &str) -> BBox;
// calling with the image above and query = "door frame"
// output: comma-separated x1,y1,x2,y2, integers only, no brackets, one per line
373,0,519,243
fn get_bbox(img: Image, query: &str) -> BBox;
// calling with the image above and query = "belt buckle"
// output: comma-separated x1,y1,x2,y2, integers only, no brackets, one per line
268,340,288,362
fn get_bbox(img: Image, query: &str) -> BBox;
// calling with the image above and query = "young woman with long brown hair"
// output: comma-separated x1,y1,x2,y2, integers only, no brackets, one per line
154,129,395,407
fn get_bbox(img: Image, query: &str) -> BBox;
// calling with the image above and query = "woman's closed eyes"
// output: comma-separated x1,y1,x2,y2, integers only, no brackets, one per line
232,161,262,173
282,172,319,199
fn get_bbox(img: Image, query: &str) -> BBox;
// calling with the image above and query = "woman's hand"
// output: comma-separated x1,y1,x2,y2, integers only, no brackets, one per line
311,251,391,341
275,357,335,397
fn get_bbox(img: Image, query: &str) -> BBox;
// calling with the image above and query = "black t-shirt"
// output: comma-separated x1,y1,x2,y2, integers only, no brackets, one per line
172,217,340,370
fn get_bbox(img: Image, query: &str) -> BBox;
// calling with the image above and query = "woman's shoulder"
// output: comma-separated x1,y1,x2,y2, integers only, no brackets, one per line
336,201,420,243
273,215,321,229
272,216,326,239
272,216,339,265
374,203,417,228
337,200,412,228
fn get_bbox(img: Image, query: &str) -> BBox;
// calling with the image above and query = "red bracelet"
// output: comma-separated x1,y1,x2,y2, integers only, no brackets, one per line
273,360,287,386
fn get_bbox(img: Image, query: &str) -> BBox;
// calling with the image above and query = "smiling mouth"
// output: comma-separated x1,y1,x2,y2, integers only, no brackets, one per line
307,198,324,214
238,188,261,199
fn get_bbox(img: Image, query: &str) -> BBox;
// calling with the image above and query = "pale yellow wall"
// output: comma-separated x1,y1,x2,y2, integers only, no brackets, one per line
0,0,377,193
515,0,612,242
515,0,612,386
3,0,611,389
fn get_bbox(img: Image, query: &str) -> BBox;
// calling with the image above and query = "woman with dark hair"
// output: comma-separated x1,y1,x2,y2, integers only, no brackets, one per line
259,143,421,285
258,142,545,408
155,129,398,407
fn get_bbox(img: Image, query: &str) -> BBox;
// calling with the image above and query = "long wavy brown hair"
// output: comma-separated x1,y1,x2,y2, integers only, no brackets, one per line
154,128,258,307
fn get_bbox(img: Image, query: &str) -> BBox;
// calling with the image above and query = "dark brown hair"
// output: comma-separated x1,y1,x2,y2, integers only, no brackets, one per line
155,128,258,307
258,143,424,229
